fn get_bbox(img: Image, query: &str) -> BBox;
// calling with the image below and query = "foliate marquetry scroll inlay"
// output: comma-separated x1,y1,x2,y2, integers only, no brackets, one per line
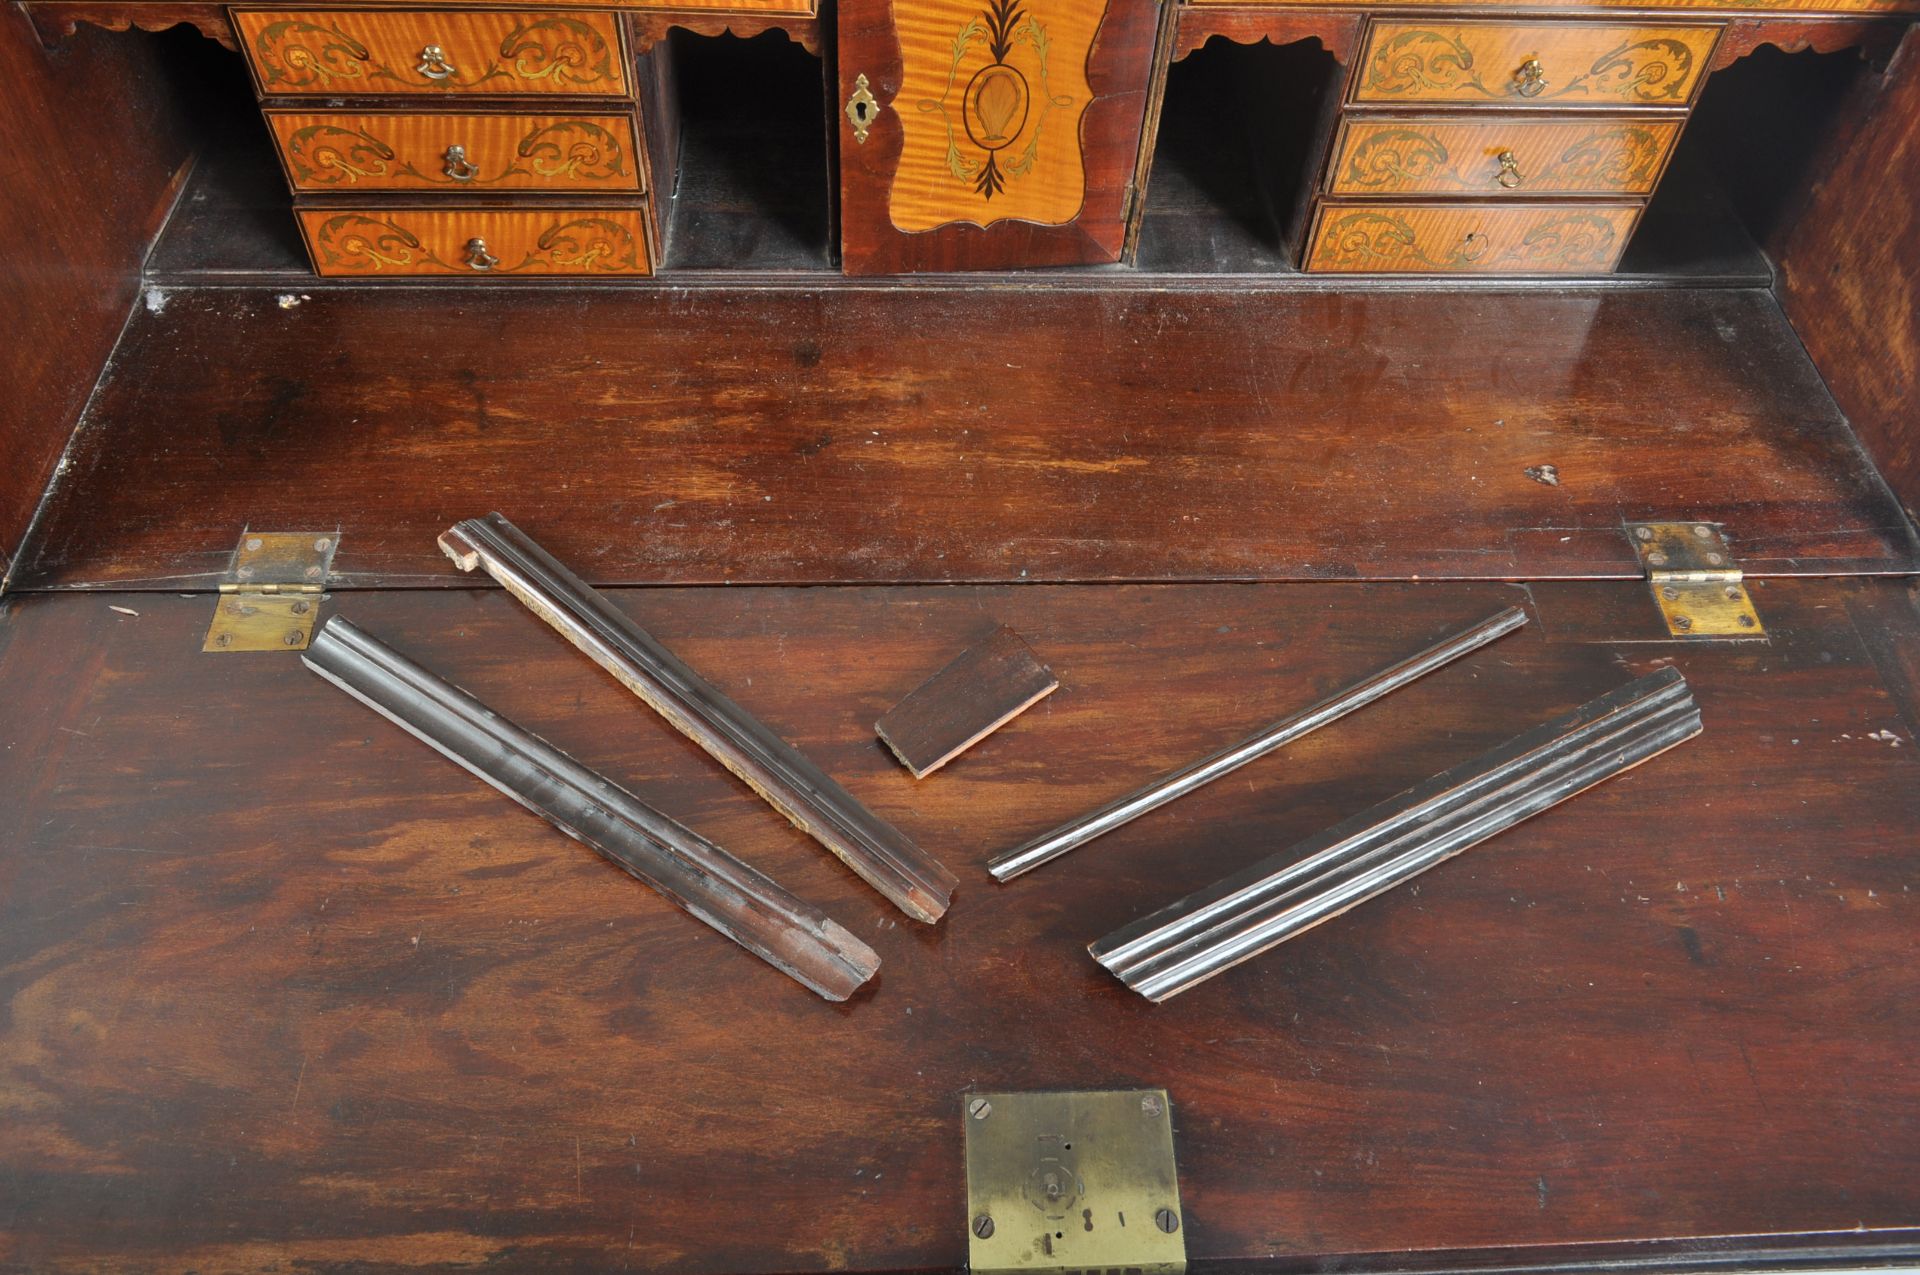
890,0,1102,230
251,18,376,90
1308,203,1635,273
1356,23,1715,105
1336,121,1672,194
274,114,635,191
305,211,649,276
242,11,622,95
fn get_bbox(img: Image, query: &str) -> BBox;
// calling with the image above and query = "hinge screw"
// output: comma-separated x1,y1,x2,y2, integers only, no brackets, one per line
968,1098,992,1120
246,537,263,551
1692,525,1713,539
1646,551,1668,566
1724,586,1741,599
1673,614,1694,632
1141,1094,1162,1117
972,1215,995,1239
214,632,232,648
315,538,333,552
1660,586,1679,601
291,599,311,615
283,630,303,646
1737,614,1755,629
1155,1208,1180,1233
305,565,323,580
1635,527,1654,540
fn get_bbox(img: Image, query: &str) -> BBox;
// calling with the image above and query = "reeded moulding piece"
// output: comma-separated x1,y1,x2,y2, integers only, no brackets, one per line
303,615,880,1002
440,513,958,924
1092,667,1702,1002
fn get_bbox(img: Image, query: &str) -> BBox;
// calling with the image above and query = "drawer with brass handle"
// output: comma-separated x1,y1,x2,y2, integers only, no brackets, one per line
1304,201,1641,273
234,10,627,97
267,111,644,193
1327,116,1683,197
298,207,653,276
1352,21,1719,108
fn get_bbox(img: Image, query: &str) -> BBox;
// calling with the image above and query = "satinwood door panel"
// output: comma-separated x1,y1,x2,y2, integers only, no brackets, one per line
836,0,1158,273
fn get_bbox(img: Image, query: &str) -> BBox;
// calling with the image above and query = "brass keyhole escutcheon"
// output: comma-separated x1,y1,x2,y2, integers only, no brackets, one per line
416,43,456,80
845,73,878,145
1495,149,1523,189
1511,57,1546,97
464,236,498,270
443,144,478,182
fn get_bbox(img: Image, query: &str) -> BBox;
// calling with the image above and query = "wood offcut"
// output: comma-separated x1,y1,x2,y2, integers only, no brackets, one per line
876,625,1058,778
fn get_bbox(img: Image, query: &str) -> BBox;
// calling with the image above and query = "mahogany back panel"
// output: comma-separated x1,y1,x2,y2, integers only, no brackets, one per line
1,579,1917,1271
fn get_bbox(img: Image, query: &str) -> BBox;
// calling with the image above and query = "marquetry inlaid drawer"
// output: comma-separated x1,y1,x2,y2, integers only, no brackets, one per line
298,207,653,276
267,111,643,194
1304,201,1639,273
1328,116,1682,197
234,10,627,97
1352,21,1718,108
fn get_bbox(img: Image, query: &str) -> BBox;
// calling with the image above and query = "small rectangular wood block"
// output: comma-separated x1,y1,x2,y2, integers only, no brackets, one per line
265,110,645,194
876,626,1057,778
233,10,628,97
298,207,652,276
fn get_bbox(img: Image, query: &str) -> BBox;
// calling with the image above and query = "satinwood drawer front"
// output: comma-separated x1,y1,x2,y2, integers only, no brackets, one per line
1305,201,1639,273
234,10,627,97
1352,22,1718,108
267,111,643,193
1328,116,1682,197
299,207,652,276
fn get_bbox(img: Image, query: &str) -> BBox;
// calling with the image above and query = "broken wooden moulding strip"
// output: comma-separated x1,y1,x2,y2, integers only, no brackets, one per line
987,605,1531,882
439,513,958,924
302,616,881,1002
1091,666,1702,1002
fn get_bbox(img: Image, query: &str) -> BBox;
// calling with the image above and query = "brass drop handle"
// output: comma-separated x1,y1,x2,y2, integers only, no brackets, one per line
1495,149,1524,189
1511,57,1547,97
464,236,498,270
1460,231,1489,261
416,43,456,80
845,73,877,145
443,144,478,182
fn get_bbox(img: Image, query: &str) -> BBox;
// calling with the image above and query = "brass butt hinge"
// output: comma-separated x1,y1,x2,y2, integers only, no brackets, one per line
203,530,339,652
1626,521,1764,639
964,1089,1186,1275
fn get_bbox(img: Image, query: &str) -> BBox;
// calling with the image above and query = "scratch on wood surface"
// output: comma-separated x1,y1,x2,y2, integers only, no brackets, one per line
290,1056,308,1116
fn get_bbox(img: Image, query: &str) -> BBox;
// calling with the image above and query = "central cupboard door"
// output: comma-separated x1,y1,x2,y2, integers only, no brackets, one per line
837,0,1159,272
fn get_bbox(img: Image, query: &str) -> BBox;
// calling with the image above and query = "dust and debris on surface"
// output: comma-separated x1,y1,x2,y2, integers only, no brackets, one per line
1524,464,1561,486
107,605,139,617
1866,729,1904,747
277,293,312,310
143,288,167,314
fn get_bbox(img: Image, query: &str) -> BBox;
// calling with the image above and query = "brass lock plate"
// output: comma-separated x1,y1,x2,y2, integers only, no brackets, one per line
202,530,338,652
964,1089,1185,1275
1625,522,1765,640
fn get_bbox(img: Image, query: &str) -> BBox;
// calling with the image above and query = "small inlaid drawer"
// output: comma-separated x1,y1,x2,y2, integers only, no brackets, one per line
1305,201,1639,273
299,207,653,276
1328,116,1682,197
268,111,643,194
235,10,627,97
1352,21,1718,108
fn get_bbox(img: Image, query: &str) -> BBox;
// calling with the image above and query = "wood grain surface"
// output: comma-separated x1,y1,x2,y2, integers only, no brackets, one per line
1,578,1917,1271
11,286,1916,589
0,15,193,583
875,624,1057,776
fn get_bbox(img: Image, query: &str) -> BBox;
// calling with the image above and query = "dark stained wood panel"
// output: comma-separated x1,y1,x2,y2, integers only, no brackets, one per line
0,15,195,582
13,286,1917,589
1,579,1918,1271
875,623,1058,776
1777,29,1920,520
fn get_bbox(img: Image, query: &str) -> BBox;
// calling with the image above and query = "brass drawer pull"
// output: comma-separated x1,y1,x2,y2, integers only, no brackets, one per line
1511,57,1547,97
442,144,478,182
1460,231,1489,261
1495,150,1524,189
416,43,456,80
845,73,877,145
463,236,498,270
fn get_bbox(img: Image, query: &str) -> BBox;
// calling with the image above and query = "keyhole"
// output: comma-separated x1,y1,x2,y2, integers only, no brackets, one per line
854,102,870,123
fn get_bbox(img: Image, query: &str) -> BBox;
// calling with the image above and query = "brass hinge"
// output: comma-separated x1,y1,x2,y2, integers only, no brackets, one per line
1626,521,1764,639
203,530,339,652
964,1089,1186,1275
